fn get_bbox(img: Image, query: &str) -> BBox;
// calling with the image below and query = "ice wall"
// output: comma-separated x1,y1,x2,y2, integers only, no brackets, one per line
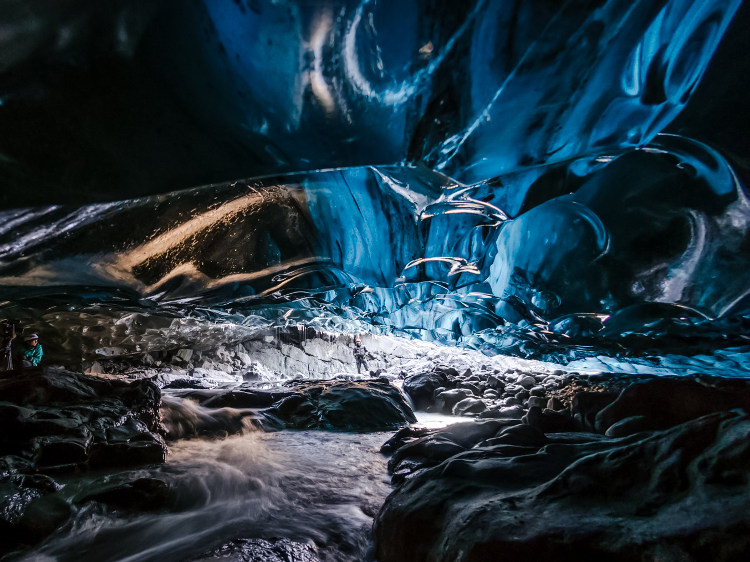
0,0,748,365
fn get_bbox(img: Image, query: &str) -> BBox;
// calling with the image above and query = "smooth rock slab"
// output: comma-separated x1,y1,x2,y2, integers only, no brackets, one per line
374,410,750,561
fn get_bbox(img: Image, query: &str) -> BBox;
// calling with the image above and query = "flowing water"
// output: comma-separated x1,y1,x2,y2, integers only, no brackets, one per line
13,390,430,562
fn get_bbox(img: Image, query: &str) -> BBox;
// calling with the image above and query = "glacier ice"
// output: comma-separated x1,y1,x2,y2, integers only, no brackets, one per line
0,0,748,369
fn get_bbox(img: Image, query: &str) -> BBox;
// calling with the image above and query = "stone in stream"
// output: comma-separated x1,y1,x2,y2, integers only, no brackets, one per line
269,378,417,431
163,378,417,437
402,370,451,411
193,537,320,562
78,477,171,512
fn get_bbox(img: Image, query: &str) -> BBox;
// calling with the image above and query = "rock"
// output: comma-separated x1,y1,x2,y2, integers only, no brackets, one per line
31,434,91,468
380,427,432,455
495,405,525,419
434,389,472,413
87,361,104,374
518,375,537,389
3,491,72,548
570,391,619,432
605,415,656,437
271,379,416,431
193,537,320,562
0,471,70,550
485,374,505,391
237,351,253,367
174,348,193,362
547,397,564,410
79,478,171,512
524,406,575,433
493,423,548,447
596,378,750,435
89,437,166,468
403,370,449,411
503,384,523,395
527,396,547,409
374,410,750,561
457,382,481,395
387,435,466,479
384,420,513,481
452,398,487,416
0,368,166,473
529,386,546,397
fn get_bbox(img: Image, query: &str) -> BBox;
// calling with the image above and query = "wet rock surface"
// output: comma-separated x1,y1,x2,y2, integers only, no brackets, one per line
163,378,416,438
0,366,166,551
193,537,320,562
375,374,750,561
0,367,166,472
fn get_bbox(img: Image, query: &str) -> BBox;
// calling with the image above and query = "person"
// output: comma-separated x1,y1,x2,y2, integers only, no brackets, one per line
1,322,16,371
19,333,43,367
353,337,369,374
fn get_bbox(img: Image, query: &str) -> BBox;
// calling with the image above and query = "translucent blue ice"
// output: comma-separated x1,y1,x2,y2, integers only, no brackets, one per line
0,0,747,366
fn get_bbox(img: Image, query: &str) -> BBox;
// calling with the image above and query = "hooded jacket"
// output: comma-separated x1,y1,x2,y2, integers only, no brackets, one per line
22,342,43,366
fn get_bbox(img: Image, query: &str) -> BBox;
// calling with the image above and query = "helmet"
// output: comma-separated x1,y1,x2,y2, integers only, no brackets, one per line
355,338,361,343
25,333,39,341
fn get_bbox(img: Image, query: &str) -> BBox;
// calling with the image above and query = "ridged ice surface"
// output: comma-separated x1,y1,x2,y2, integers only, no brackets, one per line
0,0,748,373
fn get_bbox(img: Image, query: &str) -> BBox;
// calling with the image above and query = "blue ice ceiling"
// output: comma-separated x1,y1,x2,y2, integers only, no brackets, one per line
0,0,748,362
143,0,743,182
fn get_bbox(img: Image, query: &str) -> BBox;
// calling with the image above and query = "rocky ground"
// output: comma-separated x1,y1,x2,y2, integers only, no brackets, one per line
0,367,166,549
376,367,750,561
3,331,749,561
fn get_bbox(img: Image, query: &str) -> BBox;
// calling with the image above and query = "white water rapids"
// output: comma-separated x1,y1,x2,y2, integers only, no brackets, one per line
12,391,462,562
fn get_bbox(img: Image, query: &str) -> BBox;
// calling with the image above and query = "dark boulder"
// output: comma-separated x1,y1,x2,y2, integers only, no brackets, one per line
596,378,750,434
452,397,487,416
269,379,416,431
485,374,505,391
523,406,575,433
403,370,449,411
434,388,472,413
0,471,70,551
570,390,619,431
380,426,433,455
383,420,518,483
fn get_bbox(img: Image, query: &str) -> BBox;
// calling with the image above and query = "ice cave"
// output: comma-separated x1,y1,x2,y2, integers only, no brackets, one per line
1,0,749,560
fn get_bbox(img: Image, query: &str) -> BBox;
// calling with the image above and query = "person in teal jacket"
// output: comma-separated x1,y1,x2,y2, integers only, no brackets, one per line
20,333,43,367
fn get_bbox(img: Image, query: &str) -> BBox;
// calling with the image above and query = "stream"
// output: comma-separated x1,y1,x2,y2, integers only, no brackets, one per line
13,393,457,562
